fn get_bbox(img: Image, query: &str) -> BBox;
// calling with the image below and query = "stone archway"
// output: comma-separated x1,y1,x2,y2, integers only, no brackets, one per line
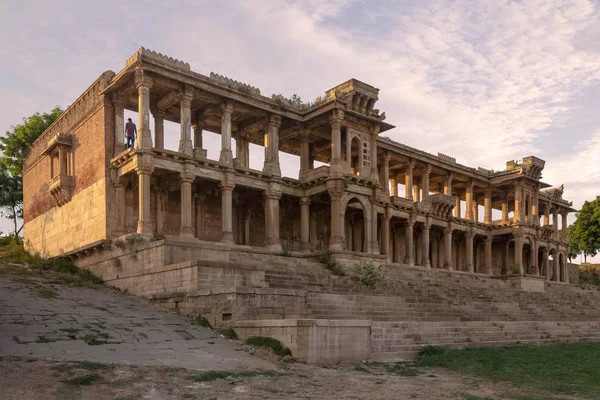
342,195,370,253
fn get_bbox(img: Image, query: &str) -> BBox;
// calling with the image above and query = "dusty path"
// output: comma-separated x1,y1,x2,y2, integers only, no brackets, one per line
0,269,272,371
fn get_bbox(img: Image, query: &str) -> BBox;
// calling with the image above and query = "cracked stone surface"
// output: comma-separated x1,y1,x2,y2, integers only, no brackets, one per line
0,272,273,371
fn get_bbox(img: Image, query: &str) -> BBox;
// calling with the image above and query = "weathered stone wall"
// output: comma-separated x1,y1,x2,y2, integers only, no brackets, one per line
23,73,114,256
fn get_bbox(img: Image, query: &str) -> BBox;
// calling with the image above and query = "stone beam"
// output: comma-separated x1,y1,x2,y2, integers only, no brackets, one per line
156,90,182,111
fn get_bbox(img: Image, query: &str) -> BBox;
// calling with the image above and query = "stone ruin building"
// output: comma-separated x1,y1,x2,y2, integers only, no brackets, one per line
23,48,599,363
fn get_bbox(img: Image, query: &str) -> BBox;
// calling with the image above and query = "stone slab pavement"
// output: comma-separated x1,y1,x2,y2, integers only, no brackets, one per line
0,271,273,371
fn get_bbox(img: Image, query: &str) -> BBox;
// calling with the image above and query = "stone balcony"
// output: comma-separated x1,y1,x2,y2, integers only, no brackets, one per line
430,194,455,219
299,165,330,184
49,174,75,206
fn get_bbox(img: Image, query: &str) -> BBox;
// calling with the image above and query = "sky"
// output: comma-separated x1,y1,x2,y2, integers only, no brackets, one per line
1,0,599,262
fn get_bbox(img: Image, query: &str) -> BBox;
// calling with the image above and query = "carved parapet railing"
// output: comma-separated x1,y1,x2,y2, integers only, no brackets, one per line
300,165,330,184
49,174,75,206
415,202,431,213
210,72,261,96
539,226,554,241
430,194,456,219
391,196,415,210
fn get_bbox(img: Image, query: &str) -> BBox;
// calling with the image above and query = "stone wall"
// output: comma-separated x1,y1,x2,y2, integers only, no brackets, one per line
24,178,107,257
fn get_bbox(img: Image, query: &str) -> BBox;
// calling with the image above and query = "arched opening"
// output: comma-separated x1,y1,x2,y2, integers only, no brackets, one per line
344,197,367,252
524,194,530,220
537,246,546,276
350,136,361,175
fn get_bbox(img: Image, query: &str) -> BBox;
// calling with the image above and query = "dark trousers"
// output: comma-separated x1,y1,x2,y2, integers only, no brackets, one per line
126,136,135,149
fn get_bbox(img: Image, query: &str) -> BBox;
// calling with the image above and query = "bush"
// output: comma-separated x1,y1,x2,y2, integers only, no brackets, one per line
217,327,239,340
355,261,385,287
315,251,345,276
418,345,446,358
246,336,292,357
192,315,213,329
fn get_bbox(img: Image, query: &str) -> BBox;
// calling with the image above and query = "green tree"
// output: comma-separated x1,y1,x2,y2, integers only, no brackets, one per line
0,107,63,238
568,196,600,263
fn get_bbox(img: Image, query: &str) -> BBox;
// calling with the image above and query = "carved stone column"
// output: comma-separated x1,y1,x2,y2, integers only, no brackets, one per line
178,88,194,157
405,159,415,200
553,245,559,281
422,217,431,269
370,125,380,181
382,153,390,195
264,181,282,251
195,194,206,240
422,164,431,203
134,69,153,149
502,191,509,224
390,176,398,197
543,205,550,226
543,246,549,281
561,212,568,242
263,114,282,177
552,208,558,237
244,213,251,245
466,231,475,273
300,196,311,252
485,236,493,275
219,173,235,243
444,173,453,195
444,227,453,270
299,128,310,173
472,197,479,223
115,177,126,235
514,234,524,275
454,190,461,218
219,102,234,165
327,181,344,251
329,110,344,175
370,200,379,254
193,118,207,160
136,160,154,235
514,184,522,223
112,94,125,152
484,188,492,224
405,220,415,266
156,189,167,235
236,132,250,169
532,189,539,225
154,109,165,150
382,210,391,261
465,180,474,221
413,180,421,203
179,162,195,237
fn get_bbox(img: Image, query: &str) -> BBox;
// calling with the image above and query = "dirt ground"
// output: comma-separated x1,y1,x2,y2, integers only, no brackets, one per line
0,356,550,400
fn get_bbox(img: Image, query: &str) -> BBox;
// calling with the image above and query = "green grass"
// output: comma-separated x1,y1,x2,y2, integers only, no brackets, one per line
217,327,239,340
64,372,102,386
315,251,345,276
418,342,600,399
191,315,213,329
246,336,292,357
186,370,280,383
37,288,59,299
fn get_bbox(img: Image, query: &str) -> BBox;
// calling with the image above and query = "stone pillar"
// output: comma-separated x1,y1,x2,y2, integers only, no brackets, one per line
115,179,126,234
502,192,509,224
543,205,550,226
444,227,453,270
370,201,379,254
382,211,391,261
236,132,250,169
136,163,154,235
465,181,474,221
514,184,522,223
156,190,167,235
219,175,235,243
484,189,492,224
553,246,559,281
393,226,402,263
422,218,431,268
444,173,453,195
329,110,344,174
370,125,380,181
300,197,311,252
299,129,310,173
531,242,539,276
178,88,194,157
454,190,461,218
543,247,550,281
422,164,431,202
219,102,234,165
485,236,493,275
552,208,558,237
466,231,474,273
193,119,207,160
263,114,282,177
405,159,415,200
264,182,282,251
514,234,523,275
413,181,421,203
112,94,125,151
179,163,195,237
328,183,344,251
382,153,390,195
390,176,398,197
154,109,165,150
134,69,153,149
195,195,206,240
309,145,316,170
244,213,251,245
472,198,479,223
405,220,415,266
561,212,568,242
532,189,539,225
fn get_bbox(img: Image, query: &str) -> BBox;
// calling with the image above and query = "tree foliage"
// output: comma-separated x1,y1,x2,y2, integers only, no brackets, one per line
568,196,600,263
0,107,63,238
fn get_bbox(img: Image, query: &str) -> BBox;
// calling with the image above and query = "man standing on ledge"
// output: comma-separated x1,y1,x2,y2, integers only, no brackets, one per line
125,117,137,149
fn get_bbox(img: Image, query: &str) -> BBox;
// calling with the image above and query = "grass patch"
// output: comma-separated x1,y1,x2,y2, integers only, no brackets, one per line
315,251,345,276
418,342,600,399
186,370,280,383
36,335,55,343
84,332,110,345
60,328,81,334
580,270,600,286
246,336,292,357
384,362,421,376
355,261,385,288
191,315,213,329
37,288,59,299
217,327,239,340
64,372,102,386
